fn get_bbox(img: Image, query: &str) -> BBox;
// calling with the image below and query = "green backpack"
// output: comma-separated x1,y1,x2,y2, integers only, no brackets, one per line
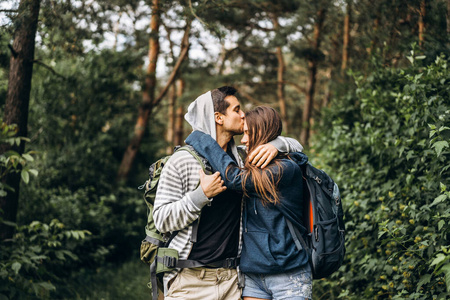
138,145,211,300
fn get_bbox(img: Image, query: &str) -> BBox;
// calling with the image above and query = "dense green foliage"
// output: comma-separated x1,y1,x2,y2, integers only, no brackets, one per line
1,0,449,299
313,52,450,299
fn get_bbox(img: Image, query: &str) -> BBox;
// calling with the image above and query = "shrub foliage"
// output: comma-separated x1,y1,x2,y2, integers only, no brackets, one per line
314,53,450,299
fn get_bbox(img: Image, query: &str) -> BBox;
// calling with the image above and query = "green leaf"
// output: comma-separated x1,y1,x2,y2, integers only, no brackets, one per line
431,253,446,267
430,194,447,207
11,262,21,274
416,274,431,292
432,141,449,157
378,231,387,238
438,220,445,231
55,251,65,261
28,169,39,177
21,170,29,184
37,281,56,291
71,231,80,239
22,153,34,161
429,130,436,138
441,183,447,193
440,263,450,292
2,220,17,227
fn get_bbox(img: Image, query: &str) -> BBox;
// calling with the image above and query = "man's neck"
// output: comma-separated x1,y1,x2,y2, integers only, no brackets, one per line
216,127,233,151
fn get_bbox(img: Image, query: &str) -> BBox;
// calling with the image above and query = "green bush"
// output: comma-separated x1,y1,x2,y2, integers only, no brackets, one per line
0,219,90,300
313,52,450,299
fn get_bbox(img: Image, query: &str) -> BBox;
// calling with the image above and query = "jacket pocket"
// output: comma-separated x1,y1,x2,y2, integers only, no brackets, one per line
240,231,278,272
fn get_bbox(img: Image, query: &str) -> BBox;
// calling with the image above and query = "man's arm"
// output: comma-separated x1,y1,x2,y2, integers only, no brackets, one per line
270,136,304,153
153,151,222,233
248,136,304,168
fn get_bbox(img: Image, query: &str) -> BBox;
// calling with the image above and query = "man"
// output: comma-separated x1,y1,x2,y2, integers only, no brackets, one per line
153,86,302,299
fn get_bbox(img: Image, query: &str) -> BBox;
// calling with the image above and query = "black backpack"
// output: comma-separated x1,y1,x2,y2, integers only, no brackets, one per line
285,162,346,279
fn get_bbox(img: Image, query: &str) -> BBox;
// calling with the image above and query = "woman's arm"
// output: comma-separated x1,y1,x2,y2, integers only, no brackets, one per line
185,131,249,191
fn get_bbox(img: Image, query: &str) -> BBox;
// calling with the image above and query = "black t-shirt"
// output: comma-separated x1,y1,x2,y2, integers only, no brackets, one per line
188,148,242,264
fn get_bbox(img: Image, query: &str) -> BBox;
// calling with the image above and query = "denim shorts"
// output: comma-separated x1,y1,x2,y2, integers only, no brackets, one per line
242,264,312,300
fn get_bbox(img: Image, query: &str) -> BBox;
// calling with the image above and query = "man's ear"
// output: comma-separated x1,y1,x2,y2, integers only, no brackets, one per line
215,112,224,125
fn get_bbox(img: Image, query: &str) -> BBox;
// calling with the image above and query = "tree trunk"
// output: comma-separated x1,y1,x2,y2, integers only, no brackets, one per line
117,15,191,182
341,0,351,71
447,0,450,44
300,8,326,147
323,68,332,108
174,106,185,148
418,0,426,46
1,0,41,240
272,16,288,133
117,0,161,182
166,83,176,154
173,79,185,148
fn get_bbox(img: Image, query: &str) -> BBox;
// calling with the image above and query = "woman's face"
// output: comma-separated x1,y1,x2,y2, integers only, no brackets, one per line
240,120,250,148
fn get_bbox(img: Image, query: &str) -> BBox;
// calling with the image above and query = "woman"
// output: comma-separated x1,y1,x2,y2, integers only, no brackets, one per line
185,106,312,300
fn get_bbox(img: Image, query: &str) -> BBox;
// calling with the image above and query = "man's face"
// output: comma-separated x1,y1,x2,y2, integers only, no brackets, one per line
240,121,249,148
221,95,245,135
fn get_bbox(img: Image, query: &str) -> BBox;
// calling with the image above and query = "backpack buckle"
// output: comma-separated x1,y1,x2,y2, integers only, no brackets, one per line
224,257,238,268
163,256,177,268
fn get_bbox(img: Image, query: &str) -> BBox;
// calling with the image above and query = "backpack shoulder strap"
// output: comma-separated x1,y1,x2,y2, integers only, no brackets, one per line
172,145,211,243
175,145,213,175
285,218,308,251
237,146,247,163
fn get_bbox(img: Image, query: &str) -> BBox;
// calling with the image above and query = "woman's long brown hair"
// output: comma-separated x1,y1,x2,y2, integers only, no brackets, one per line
234,106,284,205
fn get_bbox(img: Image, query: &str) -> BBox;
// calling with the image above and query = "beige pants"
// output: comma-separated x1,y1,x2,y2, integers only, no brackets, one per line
165,267,242,300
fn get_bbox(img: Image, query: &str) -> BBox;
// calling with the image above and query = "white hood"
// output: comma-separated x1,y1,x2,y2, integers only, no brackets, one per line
184,91,243,167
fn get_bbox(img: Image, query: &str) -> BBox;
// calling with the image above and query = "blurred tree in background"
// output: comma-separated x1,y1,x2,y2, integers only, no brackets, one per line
0,0,449,299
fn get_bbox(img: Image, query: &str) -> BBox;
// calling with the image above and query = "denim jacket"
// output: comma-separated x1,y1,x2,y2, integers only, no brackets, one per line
186,131,309,274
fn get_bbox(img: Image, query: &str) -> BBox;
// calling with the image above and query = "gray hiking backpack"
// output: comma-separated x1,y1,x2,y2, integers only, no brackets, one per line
285,162,346,279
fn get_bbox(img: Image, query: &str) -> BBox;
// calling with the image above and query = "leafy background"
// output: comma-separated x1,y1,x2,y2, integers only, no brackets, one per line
1,0,449,299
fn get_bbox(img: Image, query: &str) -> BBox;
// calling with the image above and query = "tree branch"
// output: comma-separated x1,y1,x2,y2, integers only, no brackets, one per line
152,21,191,108
248,23,275,32
235,86,277,107
8,44,18,58
33,60,66,79
245,80,307,94
189,0,207,28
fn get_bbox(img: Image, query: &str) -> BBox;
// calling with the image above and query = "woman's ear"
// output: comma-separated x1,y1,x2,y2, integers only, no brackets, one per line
215,112,224,125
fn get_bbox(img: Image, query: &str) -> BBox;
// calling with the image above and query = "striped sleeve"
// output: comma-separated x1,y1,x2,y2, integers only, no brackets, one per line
270,136,304,153
153,150,212,233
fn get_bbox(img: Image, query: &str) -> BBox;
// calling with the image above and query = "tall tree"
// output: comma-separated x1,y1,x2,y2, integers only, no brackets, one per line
117,4,191,181
117,0,161,182
166,83,177,154
418,0,426,46
0,0,41,240
341,0,351,71
272,15,288,133
300,7,327,146
173,79,185,148
448,0,450,43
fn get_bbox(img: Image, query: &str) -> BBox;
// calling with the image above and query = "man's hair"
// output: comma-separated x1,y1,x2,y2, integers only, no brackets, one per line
211,86,237,114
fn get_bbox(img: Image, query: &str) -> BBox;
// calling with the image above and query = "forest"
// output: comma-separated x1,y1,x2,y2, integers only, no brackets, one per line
0,0,449,299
